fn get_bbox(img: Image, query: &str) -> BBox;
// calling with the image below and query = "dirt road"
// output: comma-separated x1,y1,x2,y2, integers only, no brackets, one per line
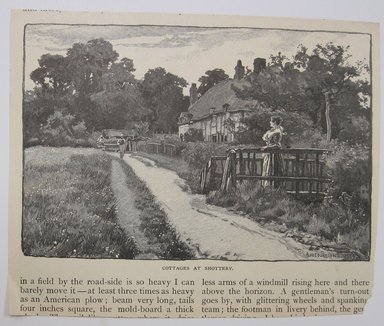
117,153,313,261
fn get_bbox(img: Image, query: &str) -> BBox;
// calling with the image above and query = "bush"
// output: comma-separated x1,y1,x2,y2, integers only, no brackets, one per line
40,112,96,147
241,107,323,147
325,141,370,198
181,142,227,171
183,128,204,142
337,116,370,145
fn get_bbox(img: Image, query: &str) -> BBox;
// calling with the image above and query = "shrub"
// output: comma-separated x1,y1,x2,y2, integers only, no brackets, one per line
183,128,204,142
325,141,370,197
181,142,227,171
40,112,96,147
241,107,323,148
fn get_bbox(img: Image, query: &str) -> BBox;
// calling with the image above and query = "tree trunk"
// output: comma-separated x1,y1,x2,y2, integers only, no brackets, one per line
324,91,331,146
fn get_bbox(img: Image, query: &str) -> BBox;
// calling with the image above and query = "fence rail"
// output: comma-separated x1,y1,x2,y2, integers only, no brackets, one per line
143,142,177,156
200,147,331,198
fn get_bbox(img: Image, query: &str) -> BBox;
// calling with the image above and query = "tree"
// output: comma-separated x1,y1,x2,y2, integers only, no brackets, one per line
236,43,370,146
90,57,147,130
140,67,189,133
66,38,119,95
197,68,229,97
30,54,71,95
26,38,147,143
293,43,370,145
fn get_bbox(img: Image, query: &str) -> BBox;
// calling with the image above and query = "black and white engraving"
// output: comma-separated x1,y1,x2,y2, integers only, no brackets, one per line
22,23,372,261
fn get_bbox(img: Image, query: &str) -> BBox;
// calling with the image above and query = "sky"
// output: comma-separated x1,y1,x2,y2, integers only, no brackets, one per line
24,24,371,93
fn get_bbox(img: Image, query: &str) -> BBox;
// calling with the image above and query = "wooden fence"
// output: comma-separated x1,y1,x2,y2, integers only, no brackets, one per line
142,142,177,156
200,147,331,198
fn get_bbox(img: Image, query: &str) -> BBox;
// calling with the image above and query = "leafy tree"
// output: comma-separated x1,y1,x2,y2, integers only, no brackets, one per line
66,38,119,95
140,67,188,133
30,54,71,95
292,43,370,144
26,38,147,143
90,57,147,130
236,43,370,146
197,68,229,97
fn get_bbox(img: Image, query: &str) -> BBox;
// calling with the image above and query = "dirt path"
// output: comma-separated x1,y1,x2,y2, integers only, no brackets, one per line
110,159,159,259
119,153,311,261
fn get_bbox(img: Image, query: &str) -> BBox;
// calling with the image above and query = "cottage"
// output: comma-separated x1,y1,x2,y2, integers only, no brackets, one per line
178,58,266,142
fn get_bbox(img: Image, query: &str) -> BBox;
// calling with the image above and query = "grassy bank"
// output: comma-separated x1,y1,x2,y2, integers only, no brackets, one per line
133,148,369,260
207,181,369,259
115,157,194,260
23,147,137,258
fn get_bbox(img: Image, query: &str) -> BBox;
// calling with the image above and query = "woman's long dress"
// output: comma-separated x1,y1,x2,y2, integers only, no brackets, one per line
262,128,285,187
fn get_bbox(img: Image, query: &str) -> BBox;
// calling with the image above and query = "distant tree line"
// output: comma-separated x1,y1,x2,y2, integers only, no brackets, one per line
24,38,190,146
24,39,370,150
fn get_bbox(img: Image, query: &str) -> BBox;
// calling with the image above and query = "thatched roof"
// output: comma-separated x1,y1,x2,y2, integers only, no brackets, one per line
187,79,259,121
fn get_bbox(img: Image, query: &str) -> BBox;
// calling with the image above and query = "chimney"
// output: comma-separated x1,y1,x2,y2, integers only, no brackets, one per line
253,58,266,75
189,83,198,106
234,59,245,80
209,107,215,115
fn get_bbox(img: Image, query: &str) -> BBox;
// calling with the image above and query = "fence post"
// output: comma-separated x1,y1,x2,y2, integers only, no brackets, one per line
220,149,237,192
316,153,320,194
239,151,244,175
295,152,300,194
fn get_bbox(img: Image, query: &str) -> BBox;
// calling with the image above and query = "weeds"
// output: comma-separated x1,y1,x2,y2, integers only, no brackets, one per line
23,149,138,259
115,157,194,260
207,180,370,259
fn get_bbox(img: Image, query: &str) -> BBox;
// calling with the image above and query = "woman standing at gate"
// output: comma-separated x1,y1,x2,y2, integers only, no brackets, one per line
262,116,285,187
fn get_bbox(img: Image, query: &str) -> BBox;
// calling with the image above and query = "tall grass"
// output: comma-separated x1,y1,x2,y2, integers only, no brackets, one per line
115,158,194,260
23,151,138,258
207,180,370,259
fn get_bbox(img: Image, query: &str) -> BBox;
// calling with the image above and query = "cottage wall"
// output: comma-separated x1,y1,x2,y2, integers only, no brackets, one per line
178,111,246,142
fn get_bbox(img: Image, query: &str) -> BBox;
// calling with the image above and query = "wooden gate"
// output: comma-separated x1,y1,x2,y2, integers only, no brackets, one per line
200,147,331,197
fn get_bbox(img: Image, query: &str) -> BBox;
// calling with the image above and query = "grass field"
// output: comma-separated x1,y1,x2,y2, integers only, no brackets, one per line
22,146,194,259
23,147,138,259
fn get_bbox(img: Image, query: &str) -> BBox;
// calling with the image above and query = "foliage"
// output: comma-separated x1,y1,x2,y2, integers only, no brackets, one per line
23,151,138,258
325,141,370,196
26,38,190,145
140,67,189,133
207,180,369,258
40,111,95,147
197,68,229,97
180,142,227,192
181,142,227,171
241,107,322,147
66,38,119,95
134,121,151,138
183,128,204,142
30,54,71,95
236,43,371,145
